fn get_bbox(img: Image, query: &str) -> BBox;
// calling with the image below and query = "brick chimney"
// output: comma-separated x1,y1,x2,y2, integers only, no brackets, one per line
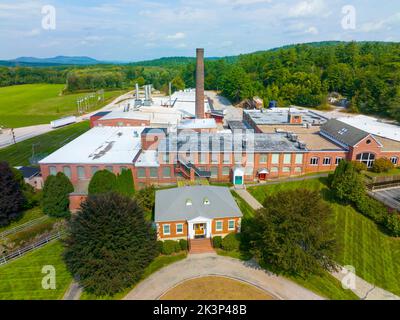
195,48,205,119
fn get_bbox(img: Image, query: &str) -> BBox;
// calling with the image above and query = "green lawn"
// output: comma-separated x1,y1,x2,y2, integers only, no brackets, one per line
0,121,90,166
0,84,127,128
80,252,188,300
248,178,400,297
0,241,72,300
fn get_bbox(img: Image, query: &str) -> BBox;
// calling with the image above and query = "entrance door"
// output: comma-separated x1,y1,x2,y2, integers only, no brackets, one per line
258,173,266,181
194,223,206,238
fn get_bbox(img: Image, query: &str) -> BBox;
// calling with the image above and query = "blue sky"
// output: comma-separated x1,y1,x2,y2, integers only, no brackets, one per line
0,0,399,61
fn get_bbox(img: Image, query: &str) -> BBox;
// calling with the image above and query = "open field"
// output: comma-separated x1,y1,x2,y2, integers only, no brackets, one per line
0,84,126,128
0,241,72,300
248,178,400,296
160,276,275,300
0,121,90,166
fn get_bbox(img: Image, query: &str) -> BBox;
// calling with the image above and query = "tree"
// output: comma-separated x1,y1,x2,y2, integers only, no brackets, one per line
134,185,156,214
12,168,40,209
63,193,158,296
249,189,337,276
42,172,74,217
330,160,365,203
372,158,394,173
116,169,135,197
0,161,25,226
88,170,118,195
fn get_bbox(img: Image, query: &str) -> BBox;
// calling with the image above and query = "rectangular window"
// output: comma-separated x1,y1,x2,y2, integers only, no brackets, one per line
295,154,303,164
149,167,158,178
310,157,319,165
91,166,99,175
294,167,302,173
223,153,231,164
222,167,230,176
162,167,171,178
176,223,183,234
335,157,343,165
271,154,279,164
163,224,170,235
162,153,170,164
77,166,85,180
282,167,290,173
63,166,71,179
228,220,235,230
234,153,242,164
215,220,223,231
49,166,57,176
245,167,253,176
211,153,219,164
283,154,291,164
259,154,268,164
323,157,331,165
210,166,218,178
137,168,146,178
200,153,207,164
270,167,278,173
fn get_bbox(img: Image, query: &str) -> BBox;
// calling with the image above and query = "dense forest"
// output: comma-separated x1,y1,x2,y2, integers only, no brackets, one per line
1,41,400,121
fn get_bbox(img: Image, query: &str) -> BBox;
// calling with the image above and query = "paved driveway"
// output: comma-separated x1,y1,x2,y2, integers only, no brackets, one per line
124,253,324,300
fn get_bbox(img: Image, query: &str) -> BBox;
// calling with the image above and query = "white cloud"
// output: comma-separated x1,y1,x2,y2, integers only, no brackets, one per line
166,32,186,40
360,12,400,33
305,26,318,35
288,0,326,18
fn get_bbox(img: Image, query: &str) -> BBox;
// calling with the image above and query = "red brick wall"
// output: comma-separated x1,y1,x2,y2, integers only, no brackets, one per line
69,194,87,213
349,135,382,161
93,118,150,127
211,217,240,235
157,221,188,239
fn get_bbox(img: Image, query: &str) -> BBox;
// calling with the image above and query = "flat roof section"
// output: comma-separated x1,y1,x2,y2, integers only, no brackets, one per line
178,118,217,130
135,150,159,167
39,127,144,164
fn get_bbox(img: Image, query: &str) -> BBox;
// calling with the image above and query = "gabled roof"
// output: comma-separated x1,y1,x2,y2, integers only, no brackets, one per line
320,119,370,147
154,186,242,222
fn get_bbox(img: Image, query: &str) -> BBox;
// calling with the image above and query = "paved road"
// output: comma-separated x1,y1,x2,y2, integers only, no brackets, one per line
0,91,134,149
124,253,324,300
235,187,400,300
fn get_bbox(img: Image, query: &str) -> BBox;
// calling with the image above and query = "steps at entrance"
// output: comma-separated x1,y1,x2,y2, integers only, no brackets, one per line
189,238,215,254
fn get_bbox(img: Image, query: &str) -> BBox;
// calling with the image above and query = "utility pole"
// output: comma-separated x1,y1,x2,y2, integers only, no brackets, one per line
169,81,172,107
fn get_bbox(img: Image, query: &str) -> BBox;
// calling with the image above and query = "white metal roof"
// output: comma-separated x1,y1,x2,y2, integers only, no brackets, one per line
99,111,151,121
39,127,144,164
337,115,400,142
134,150,159,167
177,118,217,130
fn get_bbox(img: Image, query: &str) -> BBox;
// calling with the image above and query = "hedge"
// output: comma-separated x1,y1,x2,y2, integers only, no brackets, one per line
179,239,188,251
212,236,222,248
161,240,183,255
221,233,240,251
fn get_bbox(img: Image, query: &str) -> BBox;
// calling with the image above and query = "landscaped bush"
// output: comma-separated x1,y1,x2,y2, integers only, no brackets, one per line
354,195,387,224
116,169,135,197
88,170,118,195
179,239,188,251
162,240,178,255
221,233,240,252
42,172,73,218
372,158,394,173
351,161,368,173
384,213,400,237
156,240,164,254
212,236,222,248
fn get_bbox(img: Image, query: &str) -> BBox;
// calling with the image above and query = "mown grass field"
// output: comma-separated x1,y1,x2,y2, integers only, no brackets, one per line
248,178,400,297
0,121,90,166
0,241,72,300
0,84,126,128
232,187,358,300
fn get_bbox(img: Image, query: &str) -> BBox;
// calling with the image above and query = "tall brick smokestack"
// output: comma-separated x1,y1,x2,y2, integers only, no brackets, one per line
195,48,205,119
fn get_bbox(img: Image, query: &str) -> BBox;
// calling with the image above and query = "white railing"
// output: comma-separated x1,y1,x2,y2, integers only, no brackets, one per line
0,216,48,239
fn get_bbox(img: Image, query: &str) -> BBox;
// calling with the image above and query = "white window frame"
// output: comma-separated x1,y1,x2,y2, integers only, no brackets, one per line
335,157,343,165
323,157,331,165
282,167,290,173
228,220,235,231
163,224,171,235
49,166,57,176
270,167,279,173
137,168,146,178
77,166,85,180
215,220,223,232
271,154,280,165
176,223,183,234
391,156,398,165
283,154,291,165
259,154,268,164
295,154,303,165
310,157,319,165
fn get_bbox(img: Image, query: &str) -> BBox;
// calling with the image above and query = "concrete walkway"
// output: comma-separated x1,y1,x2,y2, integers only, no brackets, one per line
124,253,324,300
236,186,400,300
62,281,83,300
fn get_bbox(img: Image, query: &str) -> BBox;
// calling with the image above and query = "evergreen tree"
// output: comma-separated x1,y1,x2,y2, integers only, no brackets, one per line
88,170,118,195
0,161,25,226
42,172,74,217
63,193,158,296
249,189,337,276
116,169,135,197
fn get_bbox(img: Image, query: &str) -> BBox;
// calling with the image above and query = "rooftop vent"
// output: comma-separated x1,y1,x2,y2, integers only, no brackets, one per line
203,197,210,205
291,134,298,142
186,199,192,206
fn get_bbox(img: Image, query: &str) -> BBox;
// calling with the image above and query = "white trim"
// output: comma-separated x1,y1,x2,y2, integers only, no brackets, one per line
215,220,224,232
163,224,171,236
228,219,235,231
319,130,350,149
353,134,383,148
176,223,184,234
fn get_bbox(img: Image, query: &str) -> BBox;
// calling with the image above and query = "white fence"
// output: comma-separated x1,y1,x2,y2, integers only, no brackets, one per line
0,231,65,266
0,216,48,239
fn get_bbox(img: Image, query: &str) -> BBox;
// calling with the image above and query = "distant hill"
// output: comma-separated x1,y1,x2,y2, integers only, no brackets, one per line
0,56,103,67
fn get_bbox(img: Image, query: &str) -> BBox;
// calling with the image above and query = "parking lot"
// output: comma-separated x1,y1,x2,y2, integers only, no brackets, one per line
369,187,400,210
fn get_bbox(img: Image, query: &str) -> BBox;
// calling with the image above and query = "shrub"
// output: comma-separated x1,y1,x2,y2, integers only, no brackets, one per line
156,241,164,254
221,233,240,252
117,169,135,197
212,236,222,248
351,161,368,173
384,213,400,237
162,240,178,255
372,158,394,173
354,195,387,224
174,241,181,253
88,170,118,195
135,186,156,213
63,193,157,296
42,172,73,218
179,239,188,251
